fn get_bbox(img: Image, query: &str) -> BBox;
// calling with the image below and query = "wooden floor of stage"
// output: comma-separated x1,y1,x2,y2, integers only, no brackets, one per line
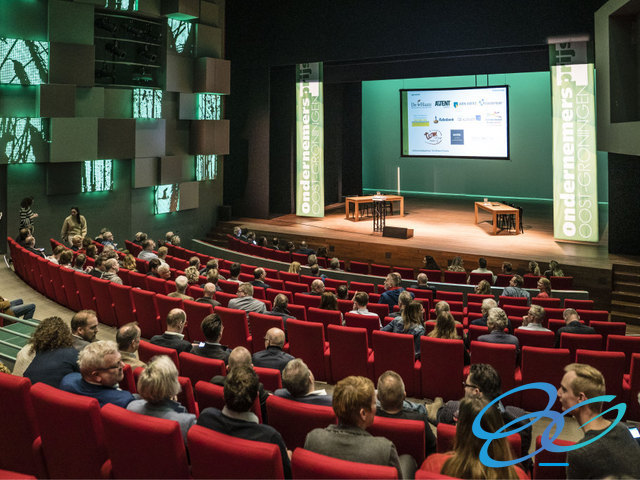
230,197,640,271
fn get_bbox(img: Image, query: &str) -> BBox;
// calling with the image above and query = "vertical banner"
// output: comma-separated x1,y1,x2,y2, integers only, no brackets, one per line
296,62,324,217
550,42,598,242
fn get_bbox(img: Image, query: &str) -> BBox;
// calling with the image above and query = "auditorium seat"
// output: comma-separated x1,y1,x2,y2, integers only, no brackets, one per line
498,296,528,307
327,325,374,381
443,271,467,284
89,276,117,327
287,303,307,321
392,266,414,279
128,270,148,290
532,435,575,480
195,381,261,422
523,275,542,288
514,329,555,349
120,363,136,393
187,284,204,300
272,250,291,263
344,312,381,346
367,303,390,321
214,291,236,307
420,337,464,401
467,324,489,344
30,383,108,479
183,299,214,343
349,260,370,275
292,448,398,479
130,288,162,338
495,274,512,287
278,271,300,283
300,274,316,287
550,276,573,290
254,366,283,392
218,278,240,294
249,312,286,353
179,352,226,385
607,335,640,373
564,298,594,310
177,376,199,416
100,404,190,479
138,340,180,368
468,272,493,285
531,296,562,308
266,396,337,450
265,277,284,290
146,275,170,295
291,253,308,264
307,307,342,336
436,423,520,459
369,416,426,464
576,309,609,324
576,349,625,401
324,278,348,289
623,353,640,421
0,374,47,478
436,291,464,302
267,288,293,304
134,257,148,273
287,281,310,295
372,331,420,397
294,292,322,309
215,306,252,351
188,425,285,479
109,283,136,328
470,341,521,395
559,333,603,361
286,319,331,382
466,293,494,305
58,266,83,311
589,321,626,348
75,271,98,311
47,263,68,308
520,346,571,411
155,293,183,330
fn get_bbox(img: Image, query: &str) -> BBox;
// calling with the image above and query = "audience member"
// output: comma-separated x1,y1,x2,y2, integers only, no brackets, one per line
137,239,158,262
428,312,460,340
116,322,145,369
447,256,465,272
470,257,495,283
558,363,640,478
252,328,294,372
328,257,341,270
349,291,379,321
101,231,117,249
48,244,66,264
502,274,531,305
296,241,315,255
85,244,98,259
470,298,515,333
544,260,564,278
198,365,291,478
70,310,99,351
201,258,220,276
382,301,425,359
23,316,79,388
376,371,436,457
288,261,301,274
309,264,324,279
306,279,325,296
423,255,440,271
232,226,247,241
477,307,520,355
60,340,134,408
389,291,413,318
518,305,551,332
127,355,196,442
70,235,83,252
304,376,414,479
156,264,172,280
336,284,349,300
24,235,46,258
307,254,318,267
555,308,597,347
527,260,541,276
71,254,88,272
168,276,194,301
188,256,201,271
133,231,148,246
157,246,169,266
121,254,137,271
228,283,267,316
502,262,513,274
149,308,192,354
378,272,413,308
474,279,492,295
101,258,122,284
537,277,552,297
434,300,450,317
275,359,332,405
251,267,271,289
319,292,342,323
266,294,295,329
184,266,200,286
58,249,73,268
228,262,242,282
191,314,230,363
196,283,221,307
60,207,87,245
0,293,36,320
415,273,436,295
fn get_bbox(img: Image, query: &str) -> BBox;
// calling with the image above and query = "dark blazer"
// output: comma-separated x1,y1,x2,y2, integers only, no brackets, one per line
477,330,520,355
251,280,271,290
149,332,193,354
273,388,333,406
252,346,294,372
196,297,221,308
555,321,597,347
376,408,436,457
192,342,230,363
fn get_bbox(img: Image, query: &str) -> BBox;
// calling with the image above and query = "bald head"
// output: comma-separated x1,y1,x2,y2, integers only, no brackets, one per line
228,346,252,370
311,279,325,294
265,328,286,348
203,282,216,297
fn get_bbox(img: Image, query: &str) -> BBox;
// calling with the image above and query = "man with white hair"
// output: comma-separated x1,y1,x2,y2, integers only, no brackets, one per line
168,275,194,301
518,304,551,331
149,308,192,354
251,268,271,290
477,307,520,354
305,279,325,296
59,340,135,407
196,283,221,308
228,283,266,316
275,358,332,406
101,258,123,284
137,239,158,262
470,298,513,333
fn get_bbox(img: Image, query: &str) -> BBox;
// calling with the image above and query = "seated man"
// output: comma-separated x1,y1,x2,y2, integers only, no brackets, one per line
251,267,271,290
274,358,332,406
328,257,341,271
0,294,36,320
469,257,496,284
555,308,597,347
196,282,221,307
137,239,158,262
71,309,99,351
252,328,294,372
101,258,122,284
558,363,640,478
149,308,192,354
101,231,117,249
197,365,292,478
266,294,295,329
304,279,325,296
228,262,242,283
156,264,172,280
60,340,135,408
501,274,531,305
192,314,230,363
304,376,415,479
379,272,413,308
71,253,87,272
88,255,106,278
296,241,315,256
470,298,513,334
168,275,194,301
349,291,380,322
477,307,520,355
415,273,437,295
376,370,436,457
116,321,146,369
228,283,267,316
146,258,162,277
517,304,551,332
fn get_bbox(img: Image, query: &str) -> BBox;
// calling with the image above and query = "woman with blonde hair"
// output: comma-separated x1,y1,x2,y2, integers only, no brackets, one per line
428,312,459,340
447,256,465,272
544,260,564,278
127,355,195,442
536,277,552,298
382,301,425,358
475,279,492,295
420,397,526,479
184,266,200,285
122,254,137,271
527,260,541,276
288,261,301,274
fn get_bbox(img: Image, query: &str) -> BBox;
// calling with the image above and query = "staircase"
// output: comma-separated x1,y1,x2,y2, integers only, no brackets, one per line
611,264,640,325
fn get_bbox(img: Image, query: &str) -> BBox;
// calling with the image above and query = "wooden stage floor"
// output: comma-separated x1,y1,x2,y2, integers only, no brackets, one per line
230,197,640,271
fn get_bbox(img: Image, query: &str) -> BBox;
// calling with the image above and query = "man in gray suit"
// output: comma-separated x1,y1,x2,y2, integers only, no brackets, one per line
227,283,266,317
71,310,99,351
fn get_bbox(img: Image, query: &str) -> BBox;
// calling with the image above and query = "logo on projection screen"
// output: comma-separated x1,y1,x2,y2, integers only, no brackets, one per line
424,130,442,144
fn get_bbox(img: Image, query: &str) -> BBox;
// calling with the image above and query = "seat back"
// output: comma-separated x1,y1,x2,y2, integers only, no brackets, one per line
266,396,337,450
520,346,571,411
607,335,640,373
74,271,97,311
179,352,226,385
216,306,252,350
372,330,420,396
443,271,467,284
155,294,184,330
145,275,169,295
590,321,626,348
523,275,542,288
467,324,489,343
550,276,573,290
576,309,609,323
286,319,330,382
254,366,283,392
286,303,307,321
128,270,148,290
559,333,603,361
575,349,625,400
564,298,594,310
218,279,240,294
531,297,562,308
266,288,292,304
101,404,189,479
130,288,162,338
58,266,83,311
437,423,521,459
625,353,640,421
470,341,518,393
328,325,373,381
89,276,117,326
138,340,180,368
370,263,391,276
515,329,555,349
183,300,214,343
469,272,493,285
344,312,380,346
349,281,375,293
349,261,369,275
420,337,464,401
291,448,397,480
194,381,261,422
248,312,285,353
532,435,575,479
393,266,415,280
286,281,309,295
307,307,342,336
0,374,46,477
30,383,107,479
293,293,321,310
188,425,284,479
366,303,390,321
436,291,464,302
108,283,135,328
47,262,68,307
369,416,426,464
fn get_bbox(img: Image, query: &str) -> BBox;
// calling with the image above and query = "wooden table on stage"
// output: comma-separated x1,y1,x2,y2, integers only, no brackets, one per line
474,201,520,235
346,195,405,221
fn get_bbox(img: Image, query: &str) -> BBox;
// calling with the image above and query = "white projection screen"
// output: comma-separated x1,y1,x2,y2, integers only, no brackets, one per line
400,86,509,159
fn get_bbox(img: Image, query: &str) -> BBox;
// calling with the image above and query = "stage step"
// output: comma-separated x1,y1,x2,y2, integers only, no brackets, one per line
612,290,640,303
611,300,640,315
614,282,640,294
613,263,640,274
610,264,640,326
610,311,640,326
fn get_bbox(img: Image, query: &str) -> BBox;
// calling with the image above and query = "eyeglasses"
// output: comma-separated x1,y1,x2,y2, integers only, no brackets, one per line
462,382,479,389
96,360,124,371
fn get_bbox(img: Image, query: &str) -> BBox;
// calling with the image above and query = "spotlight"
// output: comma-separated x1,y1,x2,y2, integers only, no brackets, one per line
95,17,118,33
132,68,154,84
105,41,126,59
138,45,157,63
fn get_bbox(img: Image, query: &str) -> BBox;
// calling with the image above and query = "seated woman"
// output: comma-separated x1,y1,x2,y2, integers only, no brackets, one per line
447,256,466,272
544,260,564,278
70,234,84,252
127,355,196,442
319,291,343,324
121,254,137,272
184,266,201,286
420,396,528,479
475,279,492,295
527,260,541,276
23,316,79,388
428,311,470,364
288,261,301,274
381,301,425,359
423,255,440,271
536,277,552,298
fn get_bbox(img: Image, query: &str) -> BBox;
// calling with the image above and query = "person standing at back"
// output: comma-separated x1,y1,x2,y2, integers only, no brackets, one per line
60,206,87,245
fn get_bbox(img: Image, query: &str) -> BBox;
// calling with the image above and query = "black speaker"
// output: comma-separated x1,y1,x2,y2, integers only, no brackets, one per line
383,226,414,239
218,205,232,221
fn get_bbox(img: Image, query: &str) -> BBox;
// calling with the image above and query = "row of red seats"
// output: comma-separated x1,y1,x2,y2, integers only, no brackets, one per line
226,234,575,289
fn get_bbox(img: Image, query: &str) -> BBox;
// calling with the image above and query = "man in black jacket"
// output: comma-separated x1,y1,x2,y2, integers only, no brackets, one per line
149,308,192,354
252,328,294,372
192,313,230,363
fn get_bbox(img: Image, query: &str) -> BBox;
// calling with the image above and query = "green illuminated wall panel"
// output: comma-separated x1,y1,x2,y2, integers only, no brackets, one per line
104,0,139,11
82,159,114,192
196,154,217,181
133,88,162,119
0,38,49,86
0,117,48,164
168,19,194,56
154,183,180,213
197,93,221,120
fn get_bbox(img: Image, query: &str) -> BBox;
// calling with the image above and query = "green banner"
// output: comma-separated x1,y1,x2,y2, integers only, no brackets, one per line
550,42,598,242
296,62,324,217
